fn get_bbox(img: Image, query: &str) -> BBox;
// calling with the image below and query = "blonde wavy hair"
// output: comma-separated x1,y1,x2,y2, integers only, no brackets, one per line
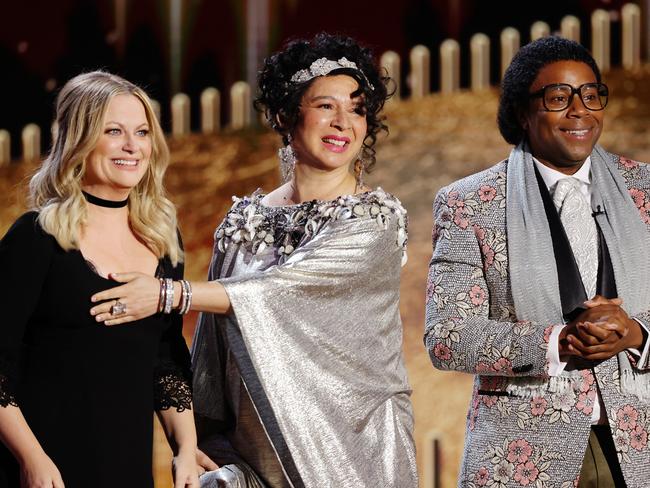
29,71,183,265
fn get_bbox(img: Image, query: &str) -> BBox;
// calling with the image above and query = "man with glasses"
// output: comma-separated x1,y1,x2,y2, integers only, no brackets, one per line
426,36,650,487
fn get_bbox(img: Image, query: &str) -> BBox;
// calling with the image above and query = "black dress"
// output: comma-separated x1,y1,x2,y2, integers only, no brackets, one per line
0,212,192,488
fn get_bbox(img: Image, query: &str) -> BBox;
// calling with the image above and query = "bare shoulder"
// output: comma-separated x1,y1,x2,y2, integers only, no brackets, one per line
259,182,293,207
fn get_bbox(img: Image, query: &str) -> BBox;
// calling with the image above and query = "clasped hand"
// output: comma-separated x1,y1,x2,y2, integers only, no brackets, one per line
172,448,219,488
559,295,644,361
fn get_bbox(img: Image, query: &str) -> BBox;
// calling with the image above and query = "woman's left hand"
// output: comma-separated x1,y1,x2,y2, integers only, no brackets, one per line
196,448,219,474
90,272,160,325
172,450,201,488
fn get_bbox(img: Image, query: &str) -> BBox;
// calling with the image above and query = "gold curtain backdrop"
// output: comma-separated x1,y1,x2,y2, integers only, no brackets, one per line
1,65,649,487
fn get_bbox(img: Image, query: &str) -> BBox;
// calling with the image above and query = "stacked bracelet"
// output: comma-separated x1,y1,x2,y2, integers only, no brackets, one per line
178,279,193,315
157,277,190,315
163,278,174,314
157,278,166,313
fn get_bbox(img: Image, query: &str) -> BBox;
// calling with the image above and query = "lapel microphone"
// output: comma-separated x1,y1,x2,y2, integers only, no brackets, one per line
591,205,605,217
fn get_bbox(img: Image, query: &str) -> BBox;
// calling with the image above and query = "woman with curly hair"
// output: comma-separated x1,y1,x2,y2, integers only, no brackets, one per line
0,71,201,487
91,33,417,487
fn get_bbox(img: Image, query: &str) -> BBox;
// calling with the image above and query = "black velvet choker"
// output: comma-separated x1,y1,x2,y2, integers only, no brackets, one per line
82,191,129,208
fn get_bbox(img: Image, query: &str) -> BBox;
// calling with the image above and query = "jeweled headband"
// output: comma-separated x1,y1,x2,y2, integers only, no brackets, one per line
289,57,375,90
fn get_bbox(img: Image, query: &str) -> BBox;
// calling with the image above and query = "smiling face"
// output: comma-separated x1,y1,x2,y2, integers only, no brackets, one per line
522,60,604,174
83,94,152,199
291,74,367,172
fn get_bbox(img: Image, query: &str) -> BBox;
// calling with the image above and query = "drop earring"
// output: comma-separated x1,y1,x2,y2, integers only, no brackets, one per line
278,135,296,182
354,156,365,190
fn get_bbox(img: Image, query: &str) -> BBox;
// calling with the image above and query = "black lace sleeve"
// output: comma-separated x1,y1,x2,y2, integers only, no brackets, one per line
154,363,192,412
0,212,54,408
0,383,17,407
0,359,18,407
153,250,193,412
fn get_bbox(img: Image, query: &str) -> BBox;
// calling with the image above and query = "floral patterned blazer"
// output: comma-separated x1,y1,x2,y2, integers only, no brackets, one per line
425,155,650,488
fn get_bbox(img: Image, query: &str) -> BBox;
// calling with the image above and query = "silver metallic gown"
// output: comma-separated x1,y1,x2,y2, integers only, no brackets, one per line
192,188,418,488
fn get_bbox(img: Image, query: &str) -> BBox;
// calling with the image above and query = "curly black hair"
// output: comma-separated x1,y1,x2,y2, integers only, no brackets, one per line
498,36,601,145
254,32,392,172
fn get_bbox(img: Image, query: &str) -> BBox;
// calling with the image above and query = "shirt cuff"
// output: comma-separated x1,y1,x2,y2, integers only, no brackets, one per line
547,324,568,376
629,318,650,364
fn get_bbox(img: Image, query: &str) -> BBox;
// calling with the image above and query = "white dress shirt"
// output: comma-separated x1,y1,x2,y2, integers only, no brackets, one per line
534,157,650,424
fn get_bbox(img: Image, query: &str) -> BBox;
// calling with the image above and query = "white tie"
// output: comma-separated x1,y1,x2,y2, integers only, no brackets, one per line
552,178,598,299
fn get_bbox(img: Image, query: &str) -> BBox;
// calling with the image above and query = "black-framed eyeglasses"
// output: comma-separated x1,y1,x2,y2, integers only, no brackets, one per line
528,83,609,111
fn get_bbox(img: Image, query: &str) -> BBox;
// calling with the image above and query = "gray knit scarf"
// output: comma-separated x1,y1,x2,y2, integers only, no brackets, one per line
506,142,650,400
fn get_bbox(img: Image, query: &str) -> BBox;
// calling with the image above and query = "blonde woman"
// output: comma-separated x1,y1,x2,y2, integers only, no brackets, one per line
0,71,207,487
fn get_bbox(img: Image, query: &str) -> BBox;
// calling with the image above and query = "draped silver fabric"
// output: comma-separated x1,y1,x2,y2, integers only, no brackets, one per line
192,191,417,488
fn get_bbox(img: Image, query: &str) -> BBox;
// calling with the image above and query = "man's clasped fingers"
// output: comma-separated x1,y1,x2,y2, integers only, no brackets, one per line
566,332,622,360
576,304,629,327
574,321,619,345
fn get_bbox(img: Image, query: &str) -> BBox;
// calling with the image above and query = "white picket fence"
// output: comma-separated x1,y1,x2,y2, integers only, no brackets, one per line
0,4,643,166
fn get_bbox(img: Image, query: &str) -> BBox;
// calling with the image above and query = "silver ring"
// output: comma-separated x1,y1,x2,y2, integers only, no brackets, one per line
110,300,127,316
